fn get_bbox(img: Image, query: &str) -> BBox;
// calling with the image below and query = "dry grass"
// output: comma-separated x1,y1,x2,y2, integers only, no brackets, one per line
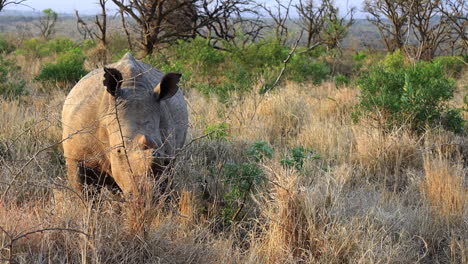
0,66,467,263
422,156,467,219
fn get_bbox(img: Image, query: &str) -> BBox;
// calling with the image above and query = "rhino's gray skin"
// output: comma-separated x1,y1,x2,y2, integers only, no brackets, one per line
62,53,188,196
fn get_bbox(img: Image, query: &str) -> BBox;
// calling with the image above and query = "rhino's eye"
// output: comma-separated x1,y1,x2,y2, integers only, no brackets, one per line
117,149,121,153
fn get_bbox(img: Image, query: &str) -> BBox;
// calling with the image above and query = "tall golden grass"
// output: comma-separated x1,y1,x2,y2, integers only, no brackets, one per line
0,67,466,263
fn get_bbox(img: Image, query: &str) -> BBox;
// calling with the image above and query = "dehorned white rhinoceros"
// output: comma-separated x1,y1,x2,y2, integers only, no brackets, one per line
62,53,188,197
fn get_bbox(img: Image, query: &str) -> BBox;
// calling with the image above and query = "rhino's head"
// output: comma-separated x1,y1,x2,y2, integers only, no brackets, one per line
101,67,181,195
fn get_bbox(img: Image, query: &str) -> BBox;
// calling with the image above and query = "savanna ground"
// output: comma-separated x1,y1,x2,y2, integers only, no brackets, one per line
0,13,467,264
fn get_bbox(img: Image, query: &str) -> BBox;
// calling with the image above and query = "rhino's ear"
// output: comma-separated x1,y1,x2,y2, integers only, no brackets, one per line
103,67,123,96
155,72,181,101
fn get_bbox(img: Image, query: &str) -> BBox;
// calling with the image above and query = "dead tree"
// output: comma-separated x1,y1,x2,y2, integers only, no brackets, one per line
262,0,292,45
75,1,108,48
75,10,95,41
294,0,328,48
438,0,468,54
112,0,199,56
407,0,451,60
196,0,266,49
119,6,133,51
37,8,58,40
364,0,409,52
0,0,26,12
93,0,108,48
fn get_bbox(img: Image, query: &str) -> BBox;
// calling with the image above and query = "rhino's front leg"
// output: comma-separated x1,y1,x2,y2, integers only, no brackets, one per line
65,158,82,194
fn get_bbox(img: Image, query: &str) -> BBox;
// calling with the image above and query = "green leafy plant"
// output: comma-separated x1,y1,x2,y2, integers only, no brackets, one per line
16,37,78,58
334,74,350,87
382,49,405,72
353,51,367,72
280,147,321,171
35,48,88,85
221,162,264,222
356,51,464,133
288,55,330,84
204,122,230,141
220,141,273,223
246,140,274,162
432,56,465,78
0,55,26,100
0,37,15,54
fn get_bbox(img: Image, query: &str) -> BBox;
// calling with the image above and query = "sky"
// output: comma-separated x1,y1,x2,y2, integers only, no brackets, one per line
6,0,365,17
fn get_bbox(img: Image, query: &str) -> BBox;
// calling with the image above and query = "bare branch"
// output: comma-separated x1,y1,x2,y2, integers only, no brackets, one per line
0,0,27,13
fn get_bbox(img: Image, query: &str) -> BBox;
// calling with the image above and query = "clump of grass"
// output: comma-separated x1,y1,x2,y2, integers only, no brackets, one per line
421,155,466,220
352,126,422,189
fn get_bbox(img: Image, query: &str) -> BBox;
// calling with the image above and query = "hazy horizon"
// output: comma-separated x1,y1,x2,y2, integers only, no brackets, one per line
4,0,365,17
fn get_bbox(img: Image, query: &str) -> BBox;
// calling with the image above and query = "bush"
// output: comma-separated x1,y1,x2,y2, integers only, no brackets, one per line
0,55,26,99
16,37,78,58
36,48,88,85
231,40,289,72
173,37,225,73
204,122,230,141
352,51,367,72
356,51,464,133
220,141,272,223
334,74,350,87
382,49,405,72
0,37,15,54
280,147,320,171
288,55,330,84
432,56,465,78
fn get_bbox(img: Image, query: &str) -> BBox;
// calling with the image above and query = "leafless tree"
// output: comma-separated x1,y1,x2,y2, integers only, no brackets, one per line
93,0,108,48
294,0,328,48
438,0,468,54
75,10,95,41
75,1,108,48
36,8,58,40
262,0,292,45
407,0,451,60
0,0,26,12
111,0,199,56
119,6,133,51
196,0,266,49
364,0,409,52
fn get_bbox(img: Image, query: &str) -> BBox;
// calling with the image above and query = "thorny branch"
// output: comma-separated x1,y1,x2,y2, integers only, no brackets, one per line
0,226,88,262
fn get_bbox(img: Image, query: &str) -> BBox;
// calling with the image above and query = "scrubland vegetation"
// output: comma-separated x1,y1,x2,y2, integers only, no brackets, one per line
0,0,467,263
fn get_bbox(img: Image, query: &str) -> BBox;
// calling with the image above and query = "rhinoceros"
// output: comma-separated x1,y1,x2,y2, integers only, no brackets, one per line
62,53,188,197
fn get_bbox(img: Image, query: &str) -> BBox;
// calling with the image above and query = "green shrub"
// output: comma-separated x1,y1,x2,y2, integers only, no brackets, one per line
220,140,273,223
356,52,464,133
334,74,350,87
353,51,367,72
288,55,330,84
221,162,263,222
382,49,405,72
280,147,320,171
204,122,230,141
213,64,253,102
16,37,78,58
0,55,26,99
36,48,88,85
432,56,465,77
230,40,289,73
82,39,96,51
173,37,225,72
246,141,274,162
0,37,15,54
